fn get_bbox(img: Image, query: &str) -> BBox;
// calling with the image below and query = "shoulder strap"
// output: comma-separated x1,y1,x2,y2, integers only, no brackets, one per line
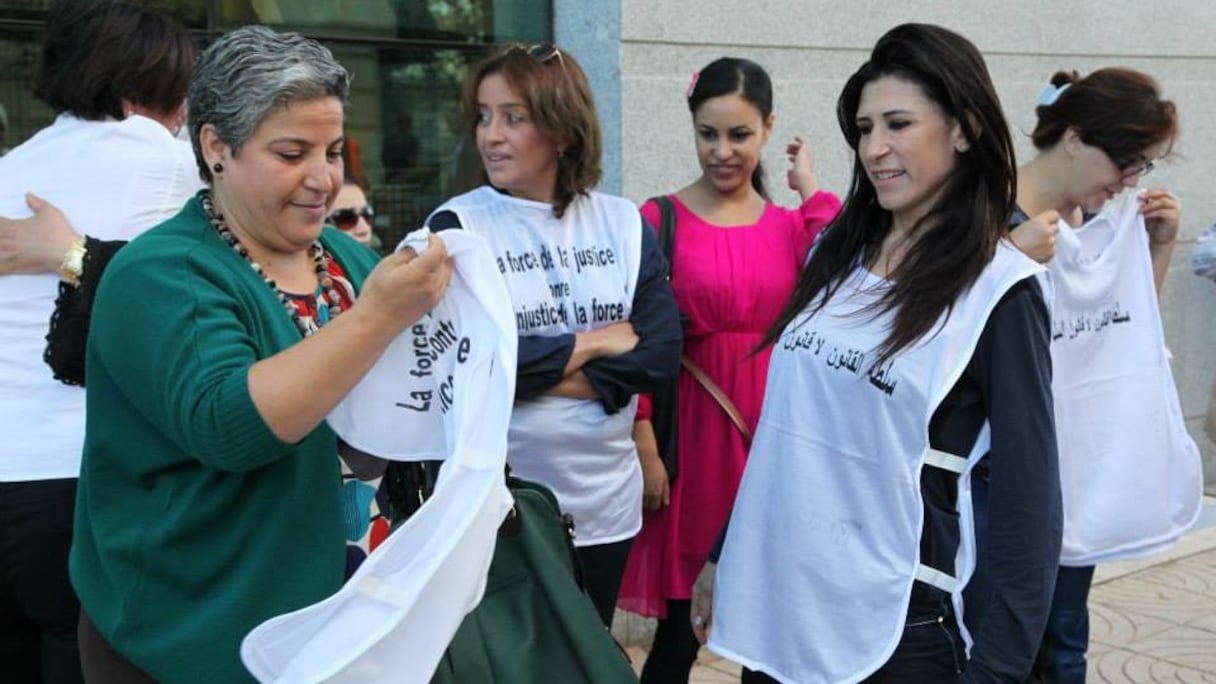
651,195,676,278
648,196,749,444
681,356,753,446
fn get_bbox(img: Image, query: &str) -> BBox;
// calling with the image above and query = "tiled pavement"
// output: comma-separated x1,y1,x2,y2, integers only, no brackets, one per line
618,498,1216,683
1086,507,1216,682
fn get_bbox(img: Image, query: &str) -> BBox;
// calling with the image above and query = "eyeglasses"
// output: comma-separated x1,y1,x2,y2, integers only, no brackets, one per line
1117,158,1156,180
328,205,374,231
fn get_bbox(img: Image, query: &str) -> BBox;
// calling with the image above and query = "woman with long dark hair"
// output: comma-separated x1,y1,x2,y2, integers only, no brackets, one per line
690,23,1062,682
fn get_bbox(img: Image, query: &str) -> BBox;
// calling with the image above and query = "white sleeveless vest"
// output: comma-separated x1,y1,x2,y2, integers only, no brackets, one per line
240,230,518,683
433,186,645,546
710,243,1042,684
1047,190,1202,566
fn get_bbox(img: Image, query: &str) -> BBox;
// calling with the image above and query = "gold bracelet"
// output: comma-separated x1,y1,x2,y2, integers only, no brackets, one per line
58,238,87,287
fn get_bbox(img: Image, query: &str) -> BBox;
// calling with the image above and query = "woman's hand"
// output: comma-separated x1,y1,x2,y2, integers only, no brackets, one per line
1008,210,1061,264
786,136,820,201
633,419,670,512
0,192,83,275
576,321,639,360
357,233,453,337
249,233,452,444
1141,188,1182,296
690,561,716,644
1141,188,1181,245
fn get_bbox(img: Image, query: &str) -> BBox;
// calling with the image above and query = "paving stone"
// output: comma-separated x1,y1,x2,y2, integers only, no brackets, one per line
1187,612,1216,635
1120,624,1216,674
689,661,740,683
703,652,743,676
1089,647,1216,682
1135,550,1216,597
1090,576,1216,625
1089,601,1177,647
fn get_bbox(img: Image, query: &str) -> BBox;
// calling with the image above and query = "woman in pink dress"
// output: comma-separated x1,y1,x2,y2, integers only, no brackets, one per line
617,57,840,682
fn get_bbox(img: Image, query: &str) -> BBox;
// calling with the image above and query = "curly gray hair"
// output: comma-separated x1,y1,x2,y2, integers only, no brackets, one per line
187,25,349,183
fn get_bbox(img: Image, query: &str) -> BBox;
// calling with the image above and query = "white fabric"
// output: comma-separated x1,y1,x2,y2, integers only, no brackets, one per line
915,564,961,594
327,230,511,462
710,244,1042,684
923,447,969,474
1047,190,1202,566
240,230,518,684
0,114,200,481
433,187,645,546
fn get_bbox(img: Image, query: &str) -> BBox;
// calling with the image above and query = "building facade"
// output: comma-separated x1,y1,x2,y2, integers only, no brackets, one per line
3,0,1215,486
0,0,551,247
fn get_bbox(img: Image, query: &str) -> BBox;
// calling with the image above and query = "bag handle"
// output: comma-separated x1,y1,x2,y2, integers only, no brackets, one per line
681,355,752,446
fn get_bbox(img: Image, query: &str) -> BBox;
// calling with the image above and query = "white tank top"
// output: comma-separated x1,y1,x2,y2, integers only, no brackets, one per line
433,186,645,545
711,243,1042,683
1047,190,1202,566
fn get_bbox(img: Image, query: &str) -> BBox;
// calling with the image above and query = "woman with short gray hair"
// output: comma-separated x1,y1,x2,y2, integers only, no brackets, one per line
186,24,349,185
69,25,453,683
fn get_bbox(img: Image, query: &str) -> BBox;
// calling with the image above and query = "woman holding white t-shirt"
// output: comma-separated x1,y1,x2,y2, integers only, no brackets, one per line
424,43,682,628
968,67,1186,684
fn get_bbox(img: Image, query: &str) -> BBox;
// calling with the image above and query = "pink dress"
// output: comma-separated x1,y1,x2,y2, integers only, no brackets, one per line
617,190,841,618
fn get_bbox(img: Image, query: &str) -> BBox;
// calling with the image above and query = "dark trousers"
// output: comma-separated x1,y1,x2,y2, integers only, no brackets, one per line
742,585,965,683
0,478,84,684
639,599,701,684
1030,565,1095,684
576,537,634,628
78,611,157,684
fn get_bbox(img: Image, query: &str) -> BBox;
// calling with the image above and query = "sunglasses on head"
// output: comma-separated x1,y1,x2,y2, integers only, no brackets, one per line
514,42,565,70
328,205,374,231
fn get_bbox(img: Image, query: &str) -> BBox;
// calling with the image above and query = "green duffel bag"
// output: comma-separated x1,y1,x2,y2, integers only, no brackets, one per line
423,474,636,683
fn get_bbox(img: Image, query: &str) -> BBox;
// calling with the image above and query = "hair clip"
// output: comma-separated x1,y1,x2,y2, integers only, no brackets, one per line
686,70,700,99
1036,83,1071,107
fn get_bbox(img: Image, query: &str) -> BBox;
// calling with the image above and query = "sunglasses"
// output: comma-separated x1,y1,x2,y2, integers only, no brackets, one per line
515,42,566,70
328,205,374,231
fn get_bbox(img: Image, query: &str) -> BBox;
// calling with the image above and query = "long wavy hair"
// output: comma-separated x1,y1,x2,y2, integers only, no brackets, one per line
762,23,1017,363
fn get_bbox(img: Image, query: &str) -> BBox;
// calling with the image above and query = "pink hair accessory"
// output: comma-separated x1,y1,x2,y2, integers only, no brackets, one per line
685,70,700,99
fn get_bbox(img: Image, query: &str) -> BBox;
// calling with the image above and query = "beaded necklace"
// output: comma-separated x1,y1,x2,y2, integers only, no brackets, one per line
201,190,343,337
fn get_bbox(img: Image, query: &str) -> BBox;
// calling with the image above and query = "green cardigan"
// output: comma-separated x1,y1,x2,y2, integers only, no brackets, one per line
70,194,381,683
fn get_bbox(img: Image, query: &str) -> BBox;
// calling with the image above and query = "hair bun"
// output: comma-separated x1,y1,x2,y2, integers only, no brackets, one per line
1049,70,1079,88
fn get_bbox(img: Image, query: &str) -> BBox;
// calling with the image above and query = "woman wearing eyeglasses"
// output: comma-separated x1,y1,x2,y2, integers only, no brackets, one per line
1006,69,1180,280
965,67,1188,684
423,43,682,628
